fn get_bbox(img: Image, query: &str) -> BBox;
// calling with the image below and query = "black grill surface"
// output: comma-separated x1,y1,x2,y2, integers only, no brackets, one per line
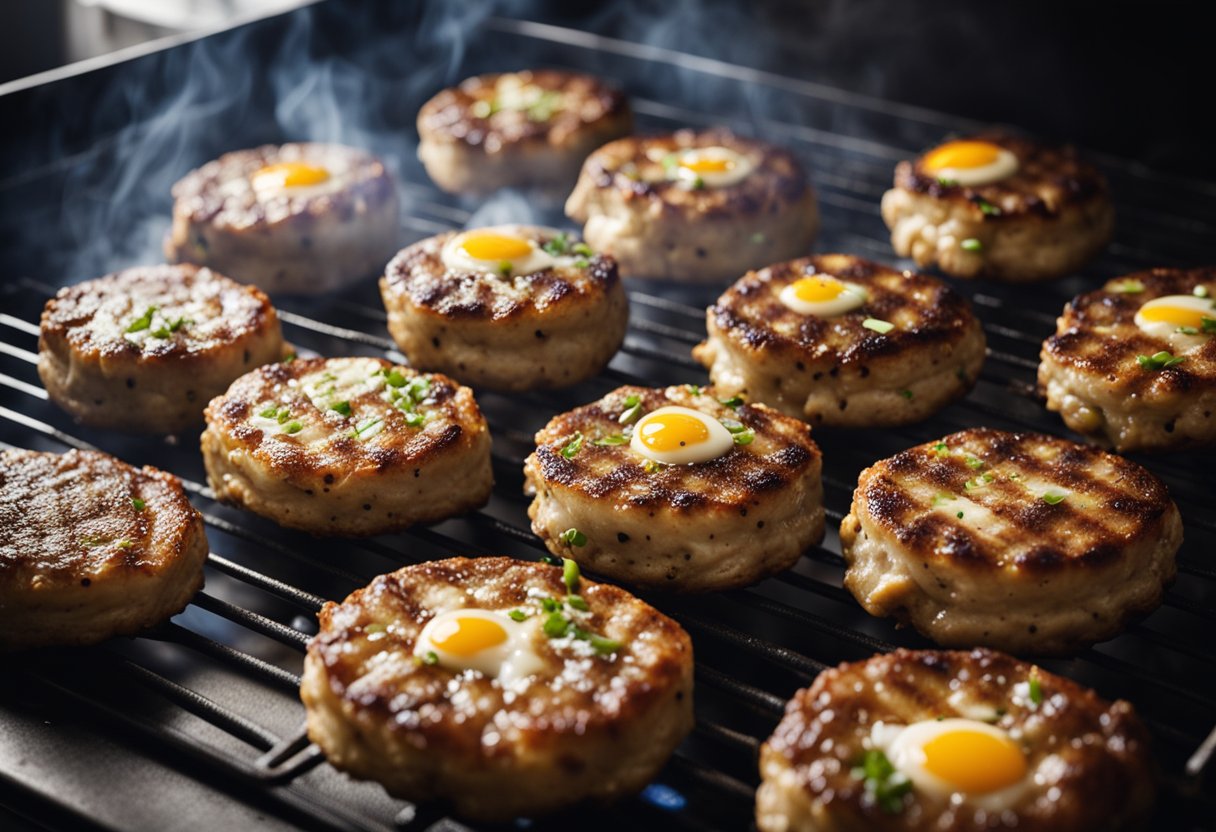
1,4,1214,830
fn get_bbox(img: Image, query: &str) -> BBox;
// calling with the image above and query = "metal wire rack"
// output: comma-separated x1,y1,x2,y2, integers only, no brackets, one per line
2,9,1215,832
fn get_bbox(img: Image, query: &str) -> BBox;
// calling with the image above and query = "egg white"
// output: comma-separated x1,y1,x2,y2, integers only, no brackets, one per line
415,608,546,688
923,145,1018,187
629,405,735,466
778,274,868,317
871,718,1030,812
441,225,576,277
673,146,754,188
1134,294,1215,349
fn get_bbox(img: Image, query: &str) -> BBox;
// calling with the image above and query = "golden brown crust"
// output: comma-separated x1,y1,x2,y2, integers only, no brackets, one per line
852,428,1174,574
700,254,979,369
574,128,810,220
0,449,207,650
530,385,820,512
895,133,1109,221
417,70,630,152
38,264,281,365
760,648,1156,832
381,228,620,322
168,143,396,233
1041,268,1216,398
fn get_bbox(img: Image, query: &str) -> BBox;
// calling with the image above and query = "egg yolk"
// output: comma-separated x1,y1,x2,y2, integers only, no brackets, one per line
251,162,330,189
922,141,1003,173
459,232,535,262
921,728,1028,794
1138,304,1210,329
636,412,711,452
790,275,847,303
429,615,508,657
681,156,735,174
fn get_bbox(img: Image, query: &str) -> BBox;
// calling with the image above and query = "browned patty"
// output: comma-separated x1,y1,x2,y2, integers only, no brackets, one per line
693,254,985,426
758,648,1156,832
202,356,492,536
302,556,693,820
1039,268,1216,450
37,264,287,434
895,133,1109,220
417,70,630,153
840,428,1180,653
0,448,207,650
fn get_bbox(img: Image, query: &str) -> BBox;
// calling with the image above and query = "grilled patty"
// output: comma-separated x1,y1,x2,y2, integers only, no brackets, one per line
166,143,399,295
693,254,985,427
840,428,1180,654
201,356,492,536
565,128,818,282
758,648,1155,832
881,133,1113,281
301,556,693,821
0,448,207,650
1039,268,1216,451
417,70,632,195
524,384,825,592
380,226,628,391
37,264,287,434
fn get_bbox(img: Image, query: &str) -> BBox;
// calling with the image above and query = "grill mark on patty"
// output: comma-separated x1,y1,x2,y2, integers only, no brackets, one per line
1042,267,1216,396
530,386,819,511
383,228,619,321
704,254,977,364
859,428,1173,572
896,132,1109,219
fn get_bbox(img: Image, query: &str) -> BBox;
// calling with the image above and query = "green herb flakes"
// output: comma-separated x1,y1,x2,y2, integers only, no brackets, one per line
508,609,528,622
592,434,629,446
563,557,581,592
541,233,569,256
852,749,912,814
961,238,983,252
619,395,643,425
561,432,585,459
1041,491,1067,505
543,612,571,638
131,497,146,510
1111,279,1144,294
330,401,352,416
862,318,895,334
1028,672,1043,706
1137,351,1186,370
125,306,157,333
965,456,985,470
559,528,587,547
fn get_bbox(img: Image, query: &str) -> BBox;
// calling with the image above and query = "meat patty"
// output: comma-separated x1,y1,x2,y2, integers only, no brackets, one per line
565,128,818,282
201,356,492,536
523,384,825,592
757,648,1155,832
301,556,693,821
165,143,399,295
0,448,207,651
881,133,1113,282
839,428,1180,654
1039,267,1216,452
417,70,632,196
37,264,288,434
693,254,985,427
379,225,628,391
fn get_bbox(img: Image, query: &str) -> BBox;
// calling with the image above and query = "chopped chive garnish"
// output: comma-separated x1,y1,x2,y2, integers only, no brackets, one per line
573,257,590,269
686,384,702,396
151,316,189,339
543,612,570,638
619,395,643,425
282,352,297,363
566,595,589,612
960,238,982,252
561,432,585,459
720,418,746,433
689,175,705,189
385,369,406,388
284,421,303,434
331,401,351,416
586,633,622,655
1203,317,1216,333
862,318,895,334
508,609,528,622
1111,279,1144,294
931,492,956,507
422,650,439,666
1028,672,1043,706
957,510,965,518
540,597,561,613
661,152,680,175
719,395,744,409
117,538,134,549
965,456,984,470
1178,326,1199,335
539,553,563,567
932,441,949,456
498,261,513,277
592,434,629,446
1136,351,1186,370
541,232,569,255
259,406,279,419
276,409,291,424
572,242,594,257
1041,491,1067,505
559,528,587,547
403,411,425,428
936,177,959,187
975,197,1002,216
125,306,157,333
900,389,914,400
980,472,995,483
643,459,663,474
350,417,383,439
364,622,387,634
733,428,755,446
563,558,581,592
852,749,912,814
131,497,145,510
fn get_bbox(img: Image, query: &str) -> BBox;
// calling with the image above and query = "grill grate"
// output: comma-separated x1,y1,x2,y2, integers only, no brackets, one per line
3,8,1216,831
